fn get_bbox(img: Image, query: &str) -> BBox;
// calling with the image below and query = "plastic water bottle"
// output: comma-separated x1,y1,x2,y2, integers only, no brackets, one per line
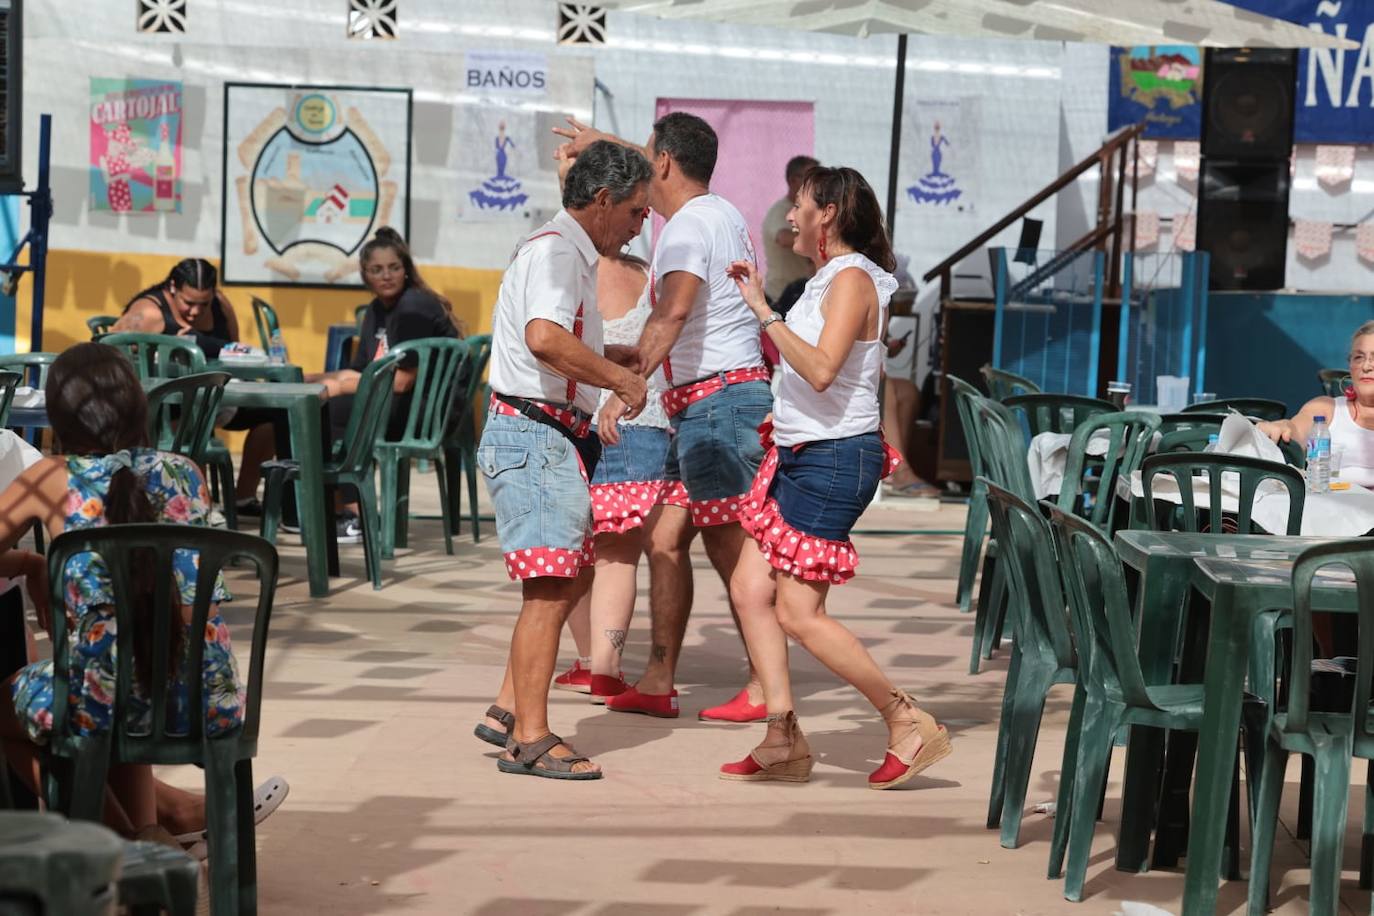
268,329,287,365
1307,415,1331,493
1203,433,1219,453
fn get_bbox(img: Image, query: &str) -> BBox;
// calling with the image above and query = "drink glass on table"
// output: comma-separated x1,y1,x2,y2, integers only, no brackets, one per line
1106,380,1131,409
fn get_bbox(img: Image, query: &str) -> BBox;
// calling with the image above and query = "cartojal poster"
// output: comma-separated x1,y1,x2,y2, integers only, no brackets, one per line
458,51,560,222
90,78,183,214
906,98,979,214
222,84,412,287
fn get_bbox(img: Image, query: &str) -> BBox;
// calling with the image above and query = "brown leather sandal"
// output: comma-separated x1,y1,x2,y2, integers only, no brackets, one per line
719,711,815,782
869,688,951,790
497,733,603,780
473,704,513,748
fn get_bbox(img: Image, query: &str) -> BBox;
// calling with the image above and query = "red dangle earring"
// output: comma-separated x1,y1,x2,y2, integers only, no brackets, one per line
818,233,828,262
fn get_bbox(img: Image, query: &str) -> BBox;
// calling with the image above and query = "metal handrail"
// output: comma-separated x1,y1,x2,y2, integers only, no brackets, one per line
921,121,1145,299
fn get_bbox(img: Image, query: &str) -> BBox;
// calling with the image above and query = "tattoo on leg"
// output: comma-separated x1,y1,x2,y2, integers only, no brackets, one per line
604,629,627,655
652,644,668,663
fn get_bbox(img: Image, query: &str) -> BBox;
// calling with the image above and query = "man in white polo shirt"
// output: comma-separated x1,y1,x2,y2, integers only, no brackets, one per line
475,141,650,780
555,112,773,724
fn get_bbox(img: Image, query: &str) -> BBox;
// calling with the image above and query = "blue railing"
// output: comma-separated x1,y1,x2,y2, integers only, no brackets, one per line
990,246,1104,396
1116,251,1211,405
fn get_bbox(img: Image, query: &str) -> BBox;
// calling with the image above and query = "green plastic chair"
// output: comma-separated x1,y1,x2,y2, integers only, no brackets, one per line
1004,393,1115,440
261,353,401,590
376,338,471,559
1247,539,1374,916
42,524,279,916
980,364,1041,401
1140,452,1305,536
1047,507,1261,902
205,440,239,530
250,297,284,357
1056,410,1161,531
966,395,1032,672
101,332,207,379
86,315,118,339
982,481,1078,850
1317,368,1351,399
145,372,231,469
947,374,991,614
443,334,493,542
1182,397,1288,421
118,838,200,915
1155,413,1226,453
0,811,123,914
0,370,22,428
0,351,56,390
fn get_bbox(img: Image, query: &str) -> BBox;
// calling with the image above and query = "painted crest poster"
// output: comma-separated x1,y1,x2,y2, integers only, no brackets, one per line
221,83,412,286
458,51,553,221
90,78,183,214
1107,46,1203,139
905,98,979,214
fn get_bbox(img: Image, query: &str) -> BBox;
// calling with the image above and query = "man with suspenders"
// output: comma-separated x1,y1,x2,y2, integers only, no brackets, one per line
477,142,652,780
555,113,773,723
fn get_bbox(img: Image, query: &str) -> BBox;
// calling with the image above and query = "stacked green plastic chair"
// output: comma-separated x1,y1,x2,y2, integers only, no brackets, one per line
980,364,1040,401
375,338,471,558
260,353,401,589
443,334,492,542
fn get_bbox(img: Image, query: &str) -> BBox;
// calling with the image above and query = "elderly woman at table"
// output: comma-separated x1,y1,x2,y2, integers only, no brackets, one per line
1258,319,1374,488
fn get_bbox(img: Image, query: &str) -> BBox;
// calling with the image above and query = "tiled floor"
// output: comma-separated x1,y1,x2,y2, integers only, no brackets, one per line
161,481,1365,914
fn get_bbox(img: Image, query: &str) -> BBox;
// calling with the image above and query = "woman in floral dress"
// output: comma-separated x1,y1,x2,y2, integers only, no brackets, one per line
0,343,276,843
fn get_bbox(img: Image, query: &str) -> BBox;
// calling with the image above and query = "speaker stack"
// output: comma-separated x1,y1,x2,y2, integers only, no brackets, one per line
1197,47,1298,291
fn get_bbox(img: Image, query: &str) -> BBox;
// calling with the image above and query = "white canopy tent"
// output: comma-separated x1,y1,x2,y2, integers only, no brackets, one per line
599,0,1356,225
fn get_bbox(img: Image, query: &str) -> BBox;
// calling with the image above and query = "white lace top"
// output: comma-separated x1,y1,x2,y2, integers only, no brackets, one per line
598,286,669,430
772,253,899,447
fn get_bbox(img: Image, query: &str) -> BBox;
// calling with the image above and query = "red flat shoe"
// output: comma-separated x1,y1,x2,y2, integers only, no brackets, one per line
604,685,679,718
698,688,767,723
552,660,591,694
589,673,628,705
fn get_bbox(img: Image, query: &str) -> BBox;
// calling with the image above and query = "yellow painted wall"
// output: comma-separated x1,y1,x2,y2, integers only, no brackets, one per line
21,249,504,370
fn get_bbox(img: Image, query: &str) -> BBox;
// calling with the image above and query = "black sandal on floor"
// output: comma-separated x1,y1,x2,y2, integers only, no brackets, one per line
473,704,513,748
496,733,602,780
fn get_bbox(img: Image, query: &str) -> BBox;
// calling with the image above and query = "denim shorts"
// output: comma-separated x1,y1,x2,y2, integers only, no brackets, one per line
591,424,671,485
663,379,772,508
773,432,886,541
478,411,593,571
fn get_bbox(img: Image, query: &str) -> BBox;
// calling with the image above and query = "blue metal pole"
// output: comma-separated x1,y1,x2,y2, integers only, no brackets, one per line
1179,252,1194,383
1193,251,1210,395
1088,250,1103,397
1118,254,1133,383
992,247,1007,368
29,115,51,353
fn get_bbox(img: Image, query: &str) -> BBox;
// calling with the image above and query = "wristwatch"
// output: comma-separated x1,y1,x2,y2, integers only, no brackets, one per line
760,311,783,331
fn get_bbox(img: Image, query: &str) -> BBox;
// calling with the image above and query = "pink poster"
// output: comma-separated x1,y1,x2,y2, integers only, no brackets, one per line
653,99,815,282
90,78,183,214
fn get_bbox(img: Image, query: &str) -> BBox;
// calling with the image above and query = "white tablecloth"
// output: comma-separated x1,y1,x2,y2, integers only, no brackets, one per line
1027,429,1163,500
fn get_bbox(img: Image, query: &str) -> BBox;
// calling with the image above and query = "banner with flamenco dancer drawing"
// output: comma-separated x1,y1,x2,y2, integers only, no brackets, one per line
457,51,553,222
220,83,412,287
905,98,978,213
89,78,183,214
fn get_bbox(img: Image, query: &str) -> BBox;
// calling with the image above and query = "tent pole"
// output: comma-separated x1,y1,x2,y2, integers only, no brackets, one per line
885,33,907,239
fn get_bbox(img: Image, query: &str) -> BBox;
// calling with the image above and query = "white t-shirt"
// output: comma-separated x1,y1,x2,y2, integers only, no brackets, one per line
773,253,899,448
652,193,762,384
488,209,604,415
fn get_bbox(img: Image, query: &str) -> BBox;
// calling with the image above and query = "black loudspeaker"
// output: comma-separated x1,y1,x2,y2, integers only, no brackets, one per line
1197,47,1296,291
1201,47,1297,160
1197,160,1291,291
936,303,995,483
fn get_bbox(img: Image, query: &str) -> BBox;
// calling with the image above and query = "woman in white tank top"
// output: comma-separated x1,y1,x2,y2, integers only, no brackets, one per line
719,167,951,789
1259,320,1374,489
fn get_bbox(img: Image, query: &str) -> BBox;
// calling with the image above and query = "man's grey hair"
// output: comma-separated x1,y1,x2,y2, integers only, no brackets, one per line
563,140,652,210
